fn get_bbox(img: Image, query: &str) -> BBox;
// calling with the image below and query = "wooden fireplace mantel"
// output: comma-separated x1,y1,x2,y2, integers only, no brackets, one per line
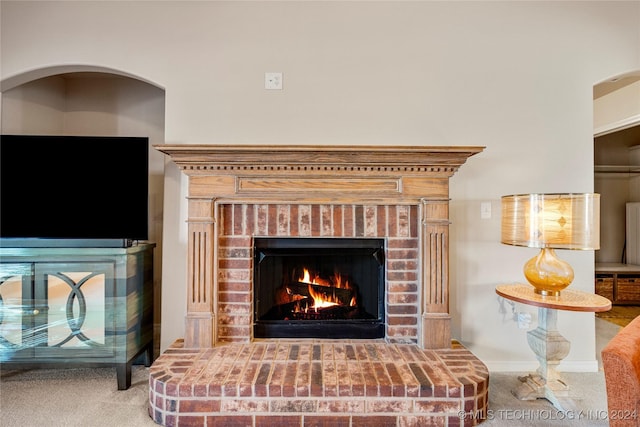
156,144,482,175
156,144,484,349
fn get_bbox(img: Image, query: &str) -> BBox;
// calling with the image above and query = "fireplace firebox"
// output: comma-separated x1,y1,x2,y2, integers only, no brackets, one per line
253,237,385,339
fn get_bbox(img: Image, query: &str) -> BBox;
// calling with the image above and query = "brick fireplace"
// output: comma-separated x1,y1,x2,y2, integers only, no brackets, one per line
149,145,489,426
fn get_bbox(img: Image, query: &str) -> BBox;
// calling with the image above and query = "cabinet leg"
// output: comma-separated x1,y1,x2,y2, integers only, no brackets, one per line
143,341,154,367
117,362,132,390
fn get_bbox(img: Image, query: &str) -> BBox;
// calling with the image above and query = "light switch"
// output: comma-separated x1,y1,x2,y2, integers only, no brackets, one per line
480,202,492,219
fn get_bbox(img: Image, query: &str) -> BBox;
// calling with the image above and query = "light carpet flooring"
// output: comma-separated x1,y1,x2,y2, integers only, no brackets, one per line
595,304,640,327
0,318,623,427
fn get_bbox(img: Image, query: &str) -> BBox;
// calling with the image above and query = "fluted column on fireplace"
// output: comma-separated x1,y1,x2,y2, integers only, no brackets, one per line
184,197,217,347
420,198,451,349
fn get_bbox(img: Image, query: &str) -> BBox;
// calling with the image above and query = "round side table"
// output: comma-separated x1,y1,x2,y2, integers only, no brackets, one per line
495,283,611,412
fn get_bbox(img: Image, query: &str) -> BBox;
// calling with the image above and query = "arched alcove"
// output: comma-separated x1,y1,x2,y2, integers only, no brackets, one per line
1,66,166,357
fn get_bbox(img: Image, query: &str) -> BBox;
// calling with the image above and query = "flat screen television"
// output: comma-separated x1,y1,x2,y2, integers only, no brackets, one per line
0,135,149,248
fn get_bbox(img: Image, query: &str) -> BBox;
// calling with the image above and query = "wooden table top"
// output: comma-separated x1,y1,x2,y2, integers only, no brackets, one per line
495,284,612,312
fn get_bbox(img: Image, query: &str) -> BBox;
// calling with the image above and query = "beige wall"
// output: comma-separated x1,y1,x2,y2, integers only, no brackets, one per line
2,1,640,372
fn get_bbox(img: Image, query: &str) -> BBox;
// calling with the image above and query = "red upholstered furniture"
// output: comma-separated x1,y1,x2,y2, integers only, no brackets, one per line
602,315,640,426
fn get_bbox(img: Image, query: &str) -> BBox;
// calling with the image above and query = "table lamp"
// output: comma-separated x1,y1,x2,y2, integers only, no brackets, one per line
501,193,600,296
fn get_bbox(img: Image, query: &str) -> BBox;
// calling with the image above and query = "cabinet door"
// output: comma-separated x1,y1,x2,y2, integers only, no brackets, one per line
33,262,115,358
0,263,35,360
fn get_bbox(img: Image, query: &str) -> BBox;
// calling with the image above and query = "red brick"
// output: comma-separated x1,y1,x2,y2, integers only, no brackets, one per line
343,205,354,236
388,316,418,326
221,204,233,237
154,395,164,410
311,205,321,235
299,204,311,236
317,399,365,413
278,205,290,235
354,205,364,235
409,205,418,237
178,383,193,397
387,238,419,249
174,415,207,426
178,399,221,412
233,204,244,235
414,399,460,413
387,281,418,292
387,305,418,315
219,258,252,269
290,204,299,236
398,415,447,427
206,415,253,426
219,235,252,249
304,415,351,427
271,399,317,412
387,271,418,282
219,281,251,292
364,205,377,236
332,205,343,237
221,399,269,412
257,204,269,235
256,416,303,427
245,204,255,235
387,293,418,304
366,399,412,413
321,205,333,236
268,205,278,235
352,415,397,427
377,205,387,236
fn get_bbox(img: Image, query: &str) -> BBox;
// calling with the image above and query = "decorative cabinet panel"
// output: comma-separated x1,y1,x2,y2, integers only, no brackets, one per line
595,263,640,305
0,244,154,389
0,263,32,359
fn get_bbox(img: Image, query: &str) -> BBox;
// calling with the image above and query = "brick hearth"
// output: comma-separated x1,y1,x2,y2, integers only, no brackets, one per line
149,340,489,426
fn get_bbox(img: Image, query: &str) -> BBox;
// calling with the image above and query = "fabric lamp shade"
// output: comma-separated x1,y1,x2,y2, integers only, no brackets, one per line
501,193,600,250
501,193,600,296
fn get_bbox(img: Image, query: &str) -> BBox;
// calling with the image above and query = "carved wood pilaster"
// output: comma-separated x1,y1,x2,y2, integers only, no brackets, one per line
184,197,217,348
420,198,452,349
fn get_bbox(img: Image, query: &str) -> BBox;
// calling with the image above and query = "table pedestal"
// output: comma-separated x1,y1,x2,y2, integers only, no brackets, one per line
512,307,576,412
495,284,611,413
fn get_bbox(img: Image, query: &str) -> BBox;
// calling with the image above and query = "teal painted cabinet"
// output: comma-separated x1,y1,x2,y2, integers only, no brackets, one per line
0,243,155,389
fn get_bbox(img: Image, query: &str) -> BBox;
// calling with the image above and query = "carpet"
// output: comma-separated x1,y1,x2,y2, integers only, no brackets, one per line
0,366,609,427
596,305,640,327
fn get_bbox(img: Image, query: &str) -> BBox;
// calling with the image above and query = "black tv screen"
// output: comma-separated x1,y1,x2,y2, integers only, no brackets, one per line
0,135,149,247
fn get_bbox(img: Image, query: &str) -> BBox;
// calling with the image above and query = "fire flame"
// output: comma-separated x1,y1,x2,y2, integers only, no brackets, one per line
298,267,355,310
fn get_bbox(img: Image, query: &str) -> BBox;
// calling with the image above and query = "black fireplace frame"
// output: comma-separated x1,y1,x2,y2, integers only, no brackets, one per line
253,237,385,339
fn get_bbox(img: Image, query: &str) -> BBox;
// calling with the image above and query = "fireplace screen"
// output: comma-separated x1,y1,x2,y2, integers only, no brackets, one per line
253,237,385,339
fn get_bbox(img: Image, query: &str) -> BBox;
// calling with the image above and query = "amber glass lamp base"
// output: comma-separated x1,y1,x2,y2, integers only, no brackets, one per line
523,248,574,296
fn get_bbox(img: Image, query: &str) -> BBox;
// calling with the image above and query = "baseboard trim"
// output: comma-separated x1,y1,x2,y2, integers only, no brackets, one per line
485,360,599,372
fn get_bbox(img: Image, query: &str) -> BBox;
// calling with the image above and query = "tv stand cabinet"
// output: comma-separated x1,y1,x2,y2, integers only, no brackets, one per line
0,243,155,390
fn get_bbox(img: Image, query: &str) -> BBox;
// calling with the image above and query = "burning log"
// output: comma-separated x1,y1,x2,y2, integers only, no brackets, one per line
285,281,354,302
